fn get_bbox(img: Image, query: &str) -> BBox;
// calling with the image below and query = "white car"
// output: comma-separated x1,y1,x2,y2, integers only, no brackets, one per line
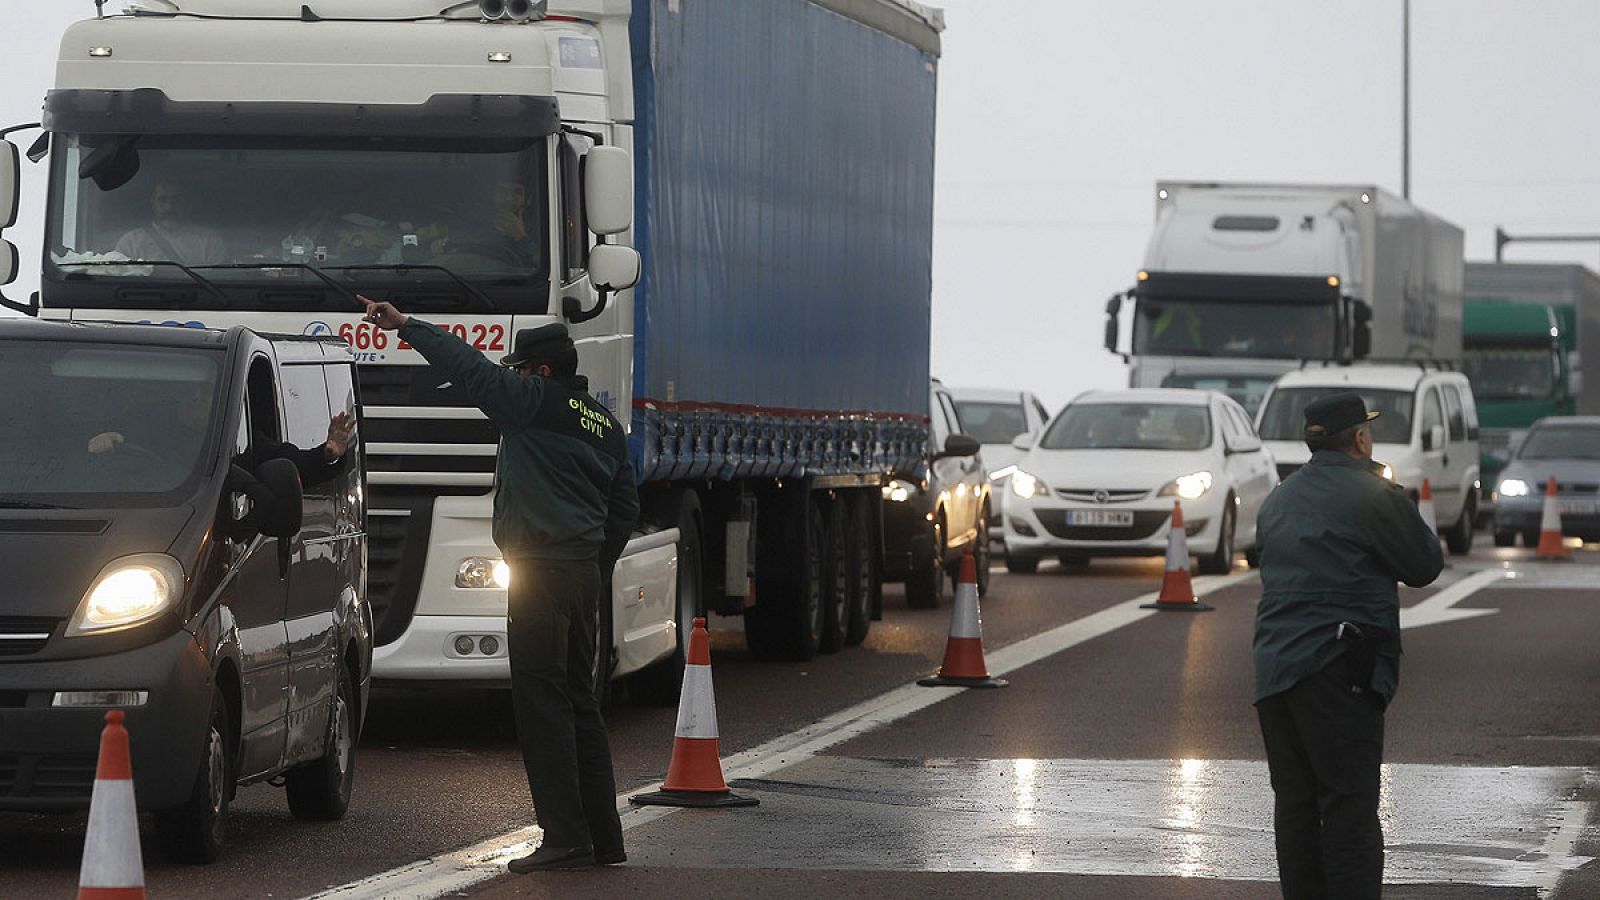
949,386,1052,555
1254,364,1480,554
1003,389,1278,573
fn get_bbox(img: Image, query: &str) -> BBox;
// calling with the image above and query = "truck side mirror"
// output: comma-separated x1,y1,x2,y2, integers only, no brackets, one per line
0,139,18,229
588,243,640,291
1103,292,1123,353
1351,299,1373,359
583,146,632,236
0,240,15,287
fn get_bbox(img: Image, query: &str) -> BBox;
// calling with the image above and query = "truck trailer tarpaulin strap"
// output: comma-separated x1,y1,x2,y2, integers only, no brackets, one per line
43,88,561,138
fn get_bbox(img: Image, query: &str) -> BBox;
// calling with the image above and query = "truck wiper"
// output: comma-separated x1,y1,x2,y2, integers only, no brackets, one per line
194,263,364,310
320,264,496,312
57,258,232,308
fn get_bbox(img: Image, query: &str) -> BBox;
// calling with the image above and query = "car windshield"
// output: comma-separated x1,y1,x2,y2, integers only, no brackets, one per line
1132,299,1337,359
0,340,222,507
1518,426,1600,461
1462,348,1559,400
1041,403,1212,451
954,401,1027,444
44,133,548,313
1257,387,1414,444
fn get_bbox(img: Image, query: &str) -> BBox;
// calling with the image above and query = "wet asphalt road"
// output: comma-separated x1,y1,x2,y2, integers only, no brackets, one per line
4,543,1599,898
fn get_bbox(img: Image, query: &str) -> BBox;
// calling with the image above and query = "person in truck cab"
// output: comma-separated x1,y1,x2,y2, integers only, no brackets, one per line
114,179,228,266
360,294,636,872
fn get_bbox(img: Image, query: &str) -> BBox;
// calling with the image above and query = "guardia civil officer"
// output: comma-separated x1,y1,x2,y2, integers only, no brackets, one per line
360,295,637,872
1254,391,1443,900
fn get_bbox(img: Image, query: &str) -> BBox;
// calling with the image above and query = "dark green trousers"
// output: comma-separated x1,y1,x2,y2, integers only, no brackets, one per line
506,557,623,853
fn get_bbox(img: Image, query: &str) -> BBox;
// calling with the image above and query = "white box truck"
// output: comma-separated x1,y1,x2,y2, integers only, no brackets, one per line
1103,181,1465,415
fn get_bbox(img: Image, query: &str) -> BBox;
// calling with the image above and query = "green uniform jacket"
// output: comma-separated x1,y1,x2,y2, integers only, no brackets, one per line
399,320,639,569
1253,450,1443,704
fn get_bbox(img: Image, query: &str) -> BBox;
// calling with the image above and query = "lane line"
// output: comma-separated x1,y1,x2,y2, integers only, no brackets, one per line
1399,568,1505,630
307,570,1259,899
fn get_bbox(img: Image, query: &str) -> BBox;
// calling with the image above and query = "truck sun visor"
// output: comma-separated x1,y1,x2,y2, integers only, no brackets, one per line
43,89,560,139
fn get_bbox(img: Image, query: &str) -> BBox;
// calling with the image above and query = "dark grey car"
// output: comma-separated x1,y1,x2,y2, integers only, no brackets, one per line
1490,416,1600,546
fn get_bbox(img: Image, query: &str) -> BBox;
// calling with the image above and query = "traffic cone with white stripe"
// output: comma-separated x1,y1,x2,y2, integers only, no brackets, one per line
1535,476,1572,560
630,617,758,808
78,710,144,900
919,547,1008,689
1141,501,1213,611
1418,478,1439,537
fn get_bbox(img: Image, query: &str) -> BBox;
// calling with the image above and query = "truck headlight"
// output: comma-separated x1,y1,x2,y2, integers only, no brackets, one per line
66,554,185,637
1497,478,1530,498
1159,471,1213,500
881,479,918,503
1011,470,1047,499
457,557,512,589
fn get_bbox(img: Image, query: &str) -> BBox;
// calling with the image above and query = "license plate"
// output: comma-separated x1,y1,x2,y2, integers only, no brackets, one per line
1559,499,1598,516
1066,509,1135,527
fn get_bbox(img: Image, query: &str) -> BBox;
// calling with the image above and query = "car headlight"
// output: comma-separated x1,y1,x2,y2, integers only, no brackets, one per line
1159,471,1213,500
66,554,185,637
457,556,512,589
881,479,919,503
1497,478,1530,498
1011,470,1047,499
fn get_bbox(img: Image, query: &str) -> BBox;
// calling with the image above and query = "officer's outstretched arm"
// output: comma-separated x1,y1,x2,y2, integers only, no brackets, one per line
398,319,541,430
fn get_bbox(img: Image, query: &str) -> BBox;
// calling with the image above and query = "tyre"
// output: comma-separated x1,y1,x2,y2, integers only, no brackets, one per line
1197,500,1236,576
1522,528,1540,548
285,662,358,821
1444,499,1475,556
904,516,946,609
1493,529,1516,548
155,686,234,863
745,496,825,661
1005,554,1039,574
634,492,702,702
819,497,849,654
843,494,874,646
973,508,992,597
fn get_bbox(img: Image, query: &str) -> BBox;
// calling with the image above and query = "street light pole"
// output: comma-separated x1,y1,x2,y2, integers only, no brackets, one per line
1402,0,1410,199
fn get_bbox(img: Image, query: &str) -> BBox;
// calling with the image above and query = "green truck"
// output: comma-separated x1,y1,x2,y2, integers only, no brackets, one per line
1463,262,1600,507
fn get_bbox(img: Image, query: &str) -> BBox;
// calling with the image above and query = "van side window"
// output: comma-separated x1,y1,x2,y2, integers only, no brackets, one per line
246,358,281,448
280,365,333,497
235,400,251,458
1442,384,1466,441
1421,387,1444,441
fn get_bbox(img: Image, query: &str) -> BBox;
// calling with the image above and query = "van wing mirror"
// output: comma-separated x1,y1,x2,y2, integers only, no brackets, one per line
253,458,305,539
583,146,632,236
1011,431,1036,451
940,434,981,459
1424,424,1445,453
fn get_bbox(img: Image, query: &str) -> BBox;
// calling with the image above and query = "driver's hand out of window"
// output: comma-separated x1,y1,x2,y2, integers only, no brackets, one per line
322,411,356,462
88,432,126,454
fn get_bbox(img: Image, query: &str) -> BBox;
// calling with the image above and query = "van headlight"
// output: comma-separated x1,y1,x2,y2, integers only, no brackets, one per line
1011,470,1047,499
1497,478,1530,498
1159,471,1213,500
66,554,185,637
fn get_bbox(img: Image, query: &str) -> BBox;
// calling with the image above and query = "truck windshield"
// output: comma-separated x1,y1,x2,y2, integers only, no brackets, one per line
953,401,1027,444
1132,299,1336,359
1041,403,1212,451
44,133,548,313
1257,387,1414,445
0,341,222,507
1462,348,1558,400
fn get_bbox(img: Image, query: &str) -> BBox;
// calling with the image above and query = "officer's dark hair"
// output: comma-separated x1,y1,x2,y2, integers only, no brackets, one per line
1304,422,1363,453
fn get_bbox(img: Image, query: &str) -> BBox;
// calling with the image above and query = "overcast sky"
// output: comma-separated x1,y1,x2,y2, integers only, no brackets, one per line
5,1,1600,409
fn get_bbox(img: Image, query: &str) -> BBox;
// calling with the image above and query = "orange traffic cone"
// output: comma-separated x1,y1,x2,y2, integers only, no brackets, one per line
1417,478,1439,537
631,617,758,808
1142,501,1213,611
919,547,1008,689
78,710,145,900
1535,476,1572,560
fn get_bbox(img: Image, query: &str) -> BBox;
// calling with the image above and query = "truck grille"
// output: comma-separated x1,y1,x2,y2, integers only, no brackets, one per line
0,618,56,657
357,364,499,497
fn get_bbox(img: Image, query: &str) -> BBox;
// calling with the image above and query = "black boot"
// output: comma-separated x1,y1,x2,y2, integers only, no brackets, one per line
507,844,595,873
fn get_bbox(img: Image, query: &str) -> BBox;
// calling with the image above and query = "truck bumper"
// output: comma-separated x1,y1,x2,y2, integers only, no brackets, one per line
0,629,211,812
372,614,511,684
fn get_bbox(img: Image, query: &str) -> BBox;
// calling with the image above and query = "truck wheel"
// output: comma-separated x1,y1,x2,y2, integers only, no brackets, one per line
1522,528,1540,548
819,498,849,654
155,687,233,863
285,662,358,821
1005,554,1039,574
1444,500,1475,556
1197,502,1235,576
1493,529,1516,548
634,492,701,703
745,495,825,661
905,517,946,609
844,494,874,646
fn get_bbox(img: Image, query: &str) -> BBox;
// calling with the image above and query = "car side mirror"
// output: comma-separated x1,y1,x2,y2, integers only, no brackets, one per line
588,243,640,291
1424,424,1445,453
940,434,981,459
1011,431,1036,451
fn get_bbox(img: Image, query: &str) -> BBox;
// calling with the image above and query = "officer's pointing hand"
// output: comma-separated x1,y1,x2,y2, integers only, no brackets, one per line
358,294,407,331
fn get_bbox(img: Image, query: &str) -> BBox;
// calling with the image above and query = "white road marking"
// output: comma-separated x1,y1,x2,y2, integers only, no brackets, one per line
306,570,1259,900
1399,568,1505,630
